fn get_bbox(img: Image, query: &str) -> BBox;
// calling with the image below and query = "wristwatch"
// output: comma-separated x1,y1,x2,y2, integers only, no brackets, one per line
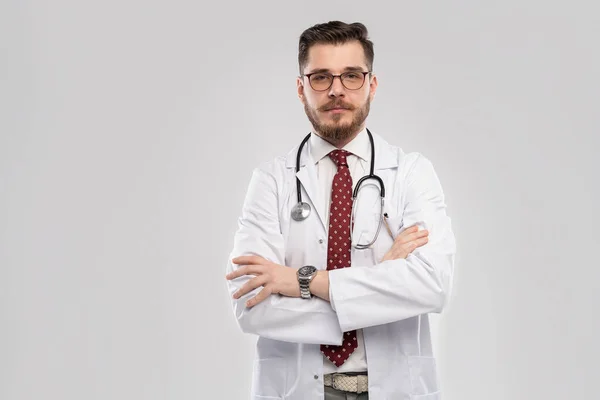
297,265,318,299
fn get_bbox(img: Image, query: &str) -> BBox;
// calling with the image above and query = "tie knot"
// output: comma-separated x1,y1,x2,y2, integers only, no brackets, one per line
329,149,351,167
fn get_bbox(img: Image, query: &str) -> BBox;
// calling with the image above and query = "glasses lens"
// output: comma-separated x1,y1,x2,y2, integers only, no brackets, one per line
309,73,333,91
341,72,366,90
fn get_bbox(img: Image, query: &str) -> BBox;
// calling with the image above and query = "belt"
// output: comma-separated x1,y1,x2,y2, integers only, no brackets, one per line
323,373,368,394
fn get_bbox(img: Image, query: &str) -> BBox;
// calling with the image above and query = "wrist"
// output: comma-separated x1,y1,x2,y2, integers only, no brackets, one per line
297,265,317,299
309,270,329,301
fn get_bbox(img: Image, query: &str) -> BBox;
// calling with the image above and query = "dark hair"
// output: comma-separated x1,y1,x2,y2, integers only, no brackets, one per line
298,21,374,75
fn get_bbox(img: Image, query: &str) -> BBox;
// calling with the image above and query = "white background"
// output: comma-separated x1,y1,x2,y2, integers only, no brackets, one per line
1,1,599,399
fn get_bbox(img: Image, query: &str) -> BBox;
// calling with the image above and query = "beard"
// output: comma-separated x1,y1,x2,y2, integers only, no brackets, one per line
304,97,370,143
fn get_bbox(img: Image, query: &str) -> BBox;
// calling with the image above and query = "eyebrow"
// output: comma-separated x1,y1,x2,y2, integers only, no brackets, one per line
306,66,366,74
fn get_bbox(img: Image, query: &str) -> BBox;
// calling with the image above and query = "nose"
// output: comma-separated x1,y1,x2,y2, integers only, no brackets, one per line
328,75,346,98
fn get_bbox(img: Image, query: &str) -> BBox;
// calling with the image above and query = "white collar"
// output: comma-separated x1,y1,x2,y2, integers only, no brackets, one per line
308,128,370,164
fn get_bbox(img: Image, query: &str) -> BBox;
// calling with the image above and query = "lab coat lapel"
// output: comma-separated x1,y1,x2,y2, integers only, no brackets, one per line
295,145,327,233
372,130,398,171
356,131,399,214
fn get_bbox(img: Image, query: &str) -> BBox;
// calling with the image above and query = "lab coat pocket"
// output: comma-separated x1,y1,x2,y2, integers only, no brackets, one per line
408,356,440,396
372,212,404,264
251,358,287,399
382,213,405,238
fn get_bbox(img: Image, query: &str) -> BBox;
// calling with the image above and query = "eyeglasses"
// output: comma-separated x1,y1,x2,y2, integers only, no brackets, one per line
301,71,371,91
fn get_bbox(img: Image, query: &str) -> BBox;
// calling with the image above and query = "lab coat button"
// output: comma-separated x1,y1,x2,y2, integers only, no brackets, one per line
318,239,324,244
314,375,319,380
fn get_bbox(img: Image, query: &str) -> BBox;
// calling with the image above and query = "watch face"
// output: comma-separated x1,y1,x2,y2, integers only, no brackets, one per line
299,265,316,276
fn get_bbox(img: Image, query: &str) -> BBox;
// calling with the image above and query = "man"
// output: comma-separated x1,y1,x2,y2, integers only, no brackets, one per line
225,21,456,400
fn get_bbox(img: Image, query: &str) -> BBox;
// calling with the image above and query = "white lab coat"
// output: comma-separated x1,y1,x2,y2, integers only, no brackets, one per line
226,131,456,400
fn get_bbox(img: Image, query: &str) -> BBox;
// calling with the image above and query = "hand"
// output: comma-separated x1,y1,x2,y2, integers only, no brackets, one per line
381,225,429,262
226,255,300,307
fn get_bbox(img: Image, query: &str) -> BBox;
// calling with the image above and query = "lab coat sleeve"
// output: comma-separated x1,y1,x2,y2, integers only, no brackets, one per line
329,280,337,311
328,154,457,332
225,166,344,345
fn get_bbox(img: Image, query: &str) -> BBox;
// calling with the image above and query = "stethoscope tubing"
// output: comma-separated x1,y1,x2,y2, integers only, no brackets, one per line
292,128,386,248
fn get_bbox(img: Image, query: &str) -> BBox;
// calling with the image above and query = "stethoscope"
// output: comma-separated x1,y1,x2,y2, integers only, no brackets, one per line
290,128,386,249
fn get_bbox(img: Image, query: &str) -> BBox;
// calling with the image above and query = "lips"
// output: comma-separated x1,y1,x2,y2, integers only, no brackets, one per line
324,106,351,111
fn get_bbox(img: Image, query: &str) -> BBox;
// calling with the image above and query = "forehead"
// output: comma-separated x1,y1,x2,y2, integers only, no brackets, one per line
305,41,367,73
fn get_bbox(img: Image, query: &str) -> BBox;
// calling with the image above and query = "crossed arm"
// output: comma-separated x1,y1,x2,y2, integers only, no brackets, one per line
224,155,456,345
226,256,331,306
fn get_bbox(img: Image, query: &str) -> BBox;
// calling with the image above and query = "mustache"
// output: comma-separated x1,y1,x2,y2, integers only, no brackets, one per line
319,101,354,111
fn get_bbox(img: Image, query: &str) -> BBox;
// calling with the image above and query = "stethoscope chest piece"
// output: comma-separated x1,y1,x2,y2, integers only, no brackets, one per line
291,202,311,221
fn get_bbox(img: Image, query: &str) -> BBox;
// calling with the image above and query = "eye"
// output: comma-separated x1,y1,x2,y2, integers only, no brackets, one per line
311,73,330,81
344,72,361,79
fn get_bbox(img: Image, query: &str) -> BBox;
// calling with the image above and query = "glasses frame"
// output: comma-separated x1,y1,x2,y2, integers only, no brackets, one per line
300,71,372,91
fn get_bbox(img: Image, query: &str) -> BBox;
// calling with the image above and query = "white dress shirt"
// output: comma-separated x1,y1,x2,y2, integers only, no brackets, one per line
308,128,371,374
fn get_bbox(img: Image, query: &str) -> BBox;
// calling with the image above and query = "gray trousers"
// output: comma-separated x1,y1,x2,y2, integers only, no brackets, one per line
324,386,369,400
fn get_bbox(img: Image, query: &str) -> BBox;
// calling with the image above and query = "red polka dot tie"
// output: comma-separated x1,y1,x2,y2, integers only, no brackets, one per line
321,149,358,367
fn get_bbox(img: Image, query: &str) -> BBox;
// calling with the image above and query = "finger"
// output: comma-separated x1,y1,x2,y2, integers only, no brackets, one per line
233,275,269,299
225,264,262,280
246,286,273,308
401,225,419,234
415,236,429,248
399,230,429,244
402,237,429,253
396,225,419,240
231,255,266,265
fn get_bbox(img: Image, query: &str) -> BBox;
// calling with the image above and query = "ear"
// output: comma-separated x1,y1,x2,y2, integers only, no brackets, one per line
368,73,378,102
297,76,306,105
